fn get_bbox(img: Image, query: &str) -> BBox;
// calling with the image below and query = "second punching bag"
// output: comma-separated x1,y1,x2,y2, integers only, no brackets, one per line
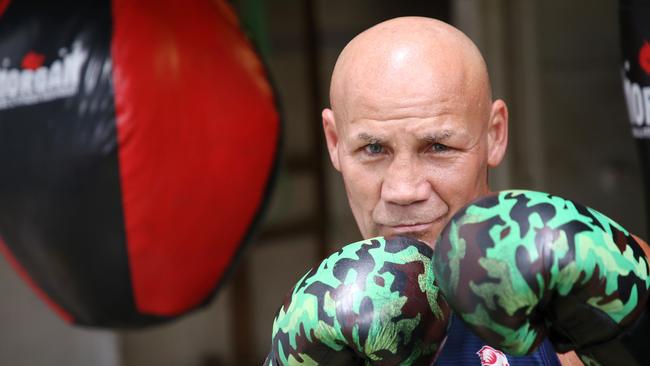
620,0,650,235
0,0,279,327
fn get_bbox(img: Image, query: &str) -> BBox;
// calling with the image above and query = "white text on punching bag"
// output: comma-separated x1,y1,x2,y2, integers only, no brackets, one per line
0,41,88,110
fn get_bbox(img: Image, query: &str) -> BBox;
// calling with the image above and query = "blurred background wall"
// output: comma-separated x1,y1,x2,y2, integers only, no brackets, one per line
0,0,644,365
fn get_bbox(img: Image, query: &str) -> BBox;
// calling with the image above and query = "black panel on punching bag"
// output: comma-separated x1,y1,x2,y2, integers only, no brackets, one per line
620,0,650,235
0,0,147,326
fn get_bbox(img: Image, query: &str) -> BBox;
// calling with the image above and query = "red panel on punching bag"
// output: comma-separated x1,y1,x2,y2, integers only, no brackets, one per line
111,0,278,315
0,0,279,327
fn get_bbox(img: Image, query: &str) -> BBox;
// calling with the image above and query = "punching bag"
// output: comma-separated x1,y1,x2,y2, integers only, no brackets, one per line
620,0,650,235
0,0,280,327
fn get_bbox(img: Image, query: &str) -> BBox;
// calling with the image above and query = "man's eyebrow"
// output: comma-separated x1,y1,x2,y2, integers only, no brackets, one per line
422,130,454,143
356,133,383,143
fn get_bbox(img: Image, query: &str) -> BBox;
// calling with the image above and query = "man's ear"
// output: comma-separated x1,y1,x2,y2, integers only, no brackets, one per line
322,108,341,171
486,99,508,167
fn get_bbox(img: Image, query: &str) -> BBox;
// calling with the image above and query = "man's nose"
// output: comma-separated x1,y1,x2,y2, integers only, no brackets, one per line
381,155,431,205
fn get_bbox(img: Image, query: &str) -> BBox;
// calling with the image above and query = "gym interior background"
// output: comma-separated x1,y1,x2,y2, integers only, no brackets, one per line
0,0,644,365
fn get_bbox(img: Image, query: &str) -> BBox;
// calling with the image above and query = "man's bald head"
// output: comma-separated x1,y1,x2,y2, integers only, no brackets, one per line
330,17,492,125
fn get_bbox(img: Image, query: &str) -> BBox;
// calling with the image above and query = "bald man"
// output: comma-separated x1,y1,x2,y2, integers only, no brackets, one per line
322,17,582,366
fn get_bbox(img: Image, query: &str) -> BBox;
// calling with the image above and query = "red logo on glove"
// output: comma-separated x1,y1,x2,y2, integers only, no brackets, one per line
640,41,650,76
477,346,510,366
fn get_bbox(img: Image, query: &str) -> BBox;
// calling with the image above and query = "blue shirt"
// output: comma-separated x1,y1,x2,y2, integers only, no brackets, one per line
434,315,561,366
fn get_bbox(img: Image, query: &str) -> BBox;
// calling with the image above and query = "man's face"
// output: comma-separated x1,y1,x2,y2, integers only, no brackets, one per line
323,20,508,247
324,84,505,246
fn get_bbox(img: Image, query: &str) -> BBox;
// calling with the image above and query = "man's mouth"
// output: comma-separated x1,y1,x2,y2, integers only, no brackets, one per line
378,214,448,237
385,222,433,235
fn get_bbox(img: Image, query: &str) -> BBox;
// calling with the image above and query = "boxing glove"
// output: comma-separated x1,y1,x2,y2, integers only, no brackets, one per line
265,236,450,365
432,190,650,366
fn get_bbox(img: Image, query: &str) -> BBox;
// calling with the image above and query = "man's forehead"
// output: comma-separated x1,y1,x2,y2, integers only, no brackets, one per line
339,95,480,131
334,56,484,129
346,92,464,120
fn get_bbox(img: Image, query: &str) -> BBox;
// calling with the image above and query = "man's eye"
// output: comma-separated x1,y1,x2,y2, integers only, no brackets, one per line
364,143,384,154
431,143,449,152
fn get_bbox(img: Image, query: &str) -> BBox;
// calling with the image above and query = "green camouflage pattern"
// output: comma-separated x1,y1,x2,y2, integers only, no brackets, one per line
265,236,450,365
432,190,650,360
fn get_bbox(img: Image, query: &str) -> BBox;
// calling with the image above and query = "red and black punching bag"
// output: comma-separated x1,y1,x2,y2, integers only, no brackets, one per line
0,0,279,327
620,0,650,235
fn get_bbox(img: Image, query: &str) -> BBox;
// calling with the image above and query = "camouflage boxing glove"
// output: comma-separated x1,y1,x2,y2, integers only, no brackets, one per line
265,236,450,365
432,190,650,366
